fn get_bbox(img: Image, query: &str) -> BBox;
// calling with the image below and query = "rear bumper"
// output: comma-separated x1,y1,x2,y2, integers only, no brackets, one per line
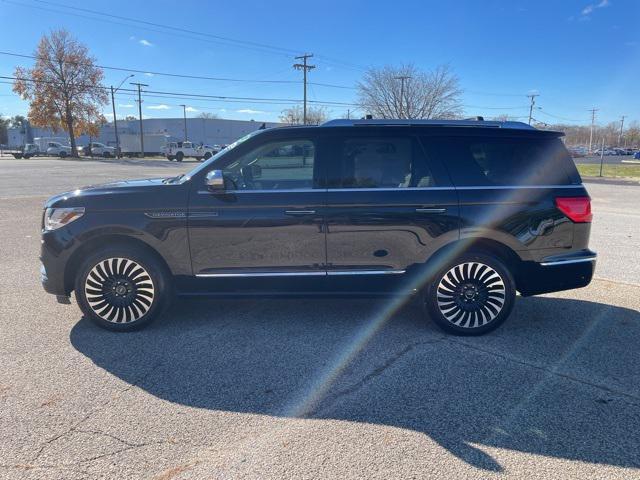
517,249,596,296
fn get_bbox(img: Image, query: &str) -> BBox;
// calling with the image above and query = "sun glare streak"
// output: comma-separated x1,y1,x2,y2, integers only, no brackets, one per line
285,139,567,419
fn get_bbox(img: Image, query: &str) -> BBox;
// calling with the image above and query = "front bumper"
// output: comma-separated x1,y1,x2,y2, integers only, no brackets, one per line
517,249,596,296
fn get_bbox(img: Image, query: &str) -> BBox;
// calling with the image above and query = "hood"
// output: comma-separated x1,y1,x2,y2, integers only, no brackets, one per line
44,177,177,209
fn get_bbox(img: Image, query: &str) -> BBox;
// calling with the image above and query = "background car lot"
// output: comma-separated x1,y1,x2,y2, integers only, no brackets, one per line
1,157,639,479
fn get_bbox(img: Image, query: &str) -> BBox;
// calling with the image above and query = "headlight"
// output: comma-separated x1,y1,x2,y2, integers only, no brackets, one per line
44,207,85,231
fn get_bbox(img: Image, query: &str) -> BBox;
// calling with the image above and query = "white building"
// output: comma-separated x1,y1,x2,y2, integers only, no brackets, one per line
7,117,283,148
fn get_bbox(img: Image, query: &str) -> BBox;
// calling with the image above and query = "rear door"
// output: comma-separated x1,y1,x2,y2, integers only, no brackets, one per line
324,128,459,280
420,131,580,258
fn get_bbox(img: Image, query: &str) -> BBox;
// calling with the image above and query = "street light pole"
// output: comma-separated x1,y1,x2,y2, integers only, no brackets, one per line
179,104,188,141
111,74,134,158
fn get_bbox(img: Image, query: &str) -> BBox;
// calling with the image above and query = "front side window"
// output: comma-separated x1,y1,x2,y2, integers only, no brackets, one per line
222,139,315,191
330,137,434,188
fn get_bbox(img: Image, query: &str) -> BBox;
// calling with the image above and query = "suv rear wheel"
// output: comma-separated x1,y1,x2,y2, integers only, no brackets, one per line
175,152,184,162
74,246,171,331
424,253,515,335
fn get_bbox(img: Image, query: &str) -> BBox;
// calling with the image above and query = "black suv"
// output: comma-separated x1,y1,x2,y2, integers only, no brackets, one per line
41,119,596,335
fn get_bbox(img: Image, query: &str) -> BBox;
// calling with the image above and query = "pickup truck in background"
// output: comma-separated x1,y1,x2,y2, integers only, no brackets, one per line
166,141,215,162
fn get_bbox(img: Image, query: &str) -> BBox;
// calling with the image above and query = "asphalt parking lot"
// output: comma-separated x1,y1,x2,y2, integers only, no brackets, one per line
1,158,639,479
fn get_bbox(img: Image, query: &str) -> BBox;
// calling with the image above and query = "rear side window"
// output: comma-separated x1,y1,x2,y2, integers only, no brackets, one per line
329,136,435,188
422,136,575,186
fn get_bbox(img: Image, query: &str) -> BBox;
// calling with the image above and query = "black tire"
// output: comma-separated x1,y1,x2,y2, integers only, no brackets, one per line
103,151,111,158
74,245,172,331
166,155,175,161
175,152,184,162
203,152,212,160
423,253,515,336
59,151,68,158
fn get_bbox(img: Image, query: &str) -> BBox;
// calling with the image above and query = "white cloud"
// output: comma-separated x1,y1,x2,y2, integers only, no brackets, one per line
237,108,266,114
129,35,136,40
139,39,154,47
118,103,134,108
144,72,154,77
185,106,198,112
580,0,609,17
147,104,171,110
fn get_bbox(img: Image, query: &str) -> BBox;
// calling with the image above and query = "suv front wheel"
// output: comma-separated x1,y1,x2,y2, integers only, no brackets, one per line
424,253,515,335
74,246,171,331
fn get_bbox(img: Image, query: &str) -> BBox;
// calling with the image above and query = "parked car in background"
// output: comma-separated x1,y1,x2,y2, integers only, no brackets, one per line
166,141,215,162
568,146,587,157
634,151,640,159
594,148,617,156
48,142,72,157
40,118,595,335
76,142,116,158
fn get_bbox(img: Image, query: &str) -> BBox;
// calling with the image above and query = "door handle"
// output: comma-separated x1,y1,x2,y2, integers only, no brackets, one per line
285,210,317,216
415,207,446,213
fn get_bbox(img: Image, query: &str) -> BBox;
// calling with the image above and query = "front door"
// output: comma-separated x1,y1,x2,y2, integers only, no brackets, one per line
324,131,459,282
188,134,326,276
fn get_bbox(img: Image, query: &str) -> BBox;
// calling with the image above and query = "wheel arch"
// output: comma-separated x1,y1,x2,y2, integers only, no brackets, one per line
64,233,173,294
422,237,526,292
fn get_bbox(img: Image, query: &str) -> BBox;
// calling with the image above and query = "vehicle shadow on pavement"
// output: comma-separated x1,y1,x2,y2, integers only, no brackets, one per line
70,295,640,472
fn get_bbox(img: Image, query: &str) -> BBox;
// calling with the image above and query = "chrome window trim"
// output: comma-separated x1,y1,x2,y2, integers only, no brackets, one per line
455,184,584,190
195,269,406,278
327,187,453,192
197,188,319,194
197,184,584,194
539,256,597,266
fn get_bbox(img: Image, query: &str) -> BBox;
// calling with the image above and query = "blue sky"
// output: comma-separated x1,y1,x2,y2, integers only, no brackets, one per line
0,0,638,126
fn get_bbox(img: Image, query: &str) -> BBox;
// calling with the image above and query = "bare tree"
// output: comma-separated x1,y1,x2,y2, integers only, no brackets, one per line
197,112,219,119
13,30,108,156
280,105,328,125
357,64,463,119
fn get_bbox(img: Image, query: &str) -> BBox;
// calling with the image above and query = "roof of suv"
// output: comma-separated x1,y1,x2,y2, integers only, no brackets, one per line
321,118,537,130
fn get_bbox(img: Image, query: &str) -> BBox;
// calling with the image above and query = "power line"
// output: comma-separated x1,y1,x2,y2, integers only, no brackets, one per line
7,0,366,73
0,50,357,90
1,75,357,106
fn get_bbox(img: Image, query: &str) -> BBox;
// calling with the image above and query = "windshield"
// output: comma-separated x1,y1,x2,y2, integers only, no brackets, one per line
177,129,265,183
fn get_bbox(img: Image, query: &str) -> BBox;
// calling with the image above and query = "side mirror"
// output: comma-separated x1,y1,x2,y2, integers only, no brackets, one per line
205,170,225,191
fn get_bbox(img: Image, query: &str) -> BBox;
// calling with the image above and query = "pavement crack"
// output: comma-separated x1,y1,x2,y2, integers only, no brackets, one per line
311,337,444,417
29,356,166,464
447,338,640,405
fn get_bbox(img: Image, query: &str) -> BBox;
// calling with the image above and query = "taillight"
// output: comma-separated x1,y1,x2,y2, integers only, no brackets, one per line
555,196,592,223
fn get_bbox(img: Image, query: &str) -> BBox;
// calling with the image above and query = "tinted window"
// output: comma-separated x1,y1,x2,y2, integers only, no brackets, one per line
222,139,315,190
422,136,574,186
330,137,435,188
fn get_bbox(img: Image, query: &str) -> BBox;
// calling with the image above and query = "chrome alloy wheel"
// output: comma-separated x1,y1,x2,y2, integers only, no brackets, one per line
436,262,506,328
84,257,155,323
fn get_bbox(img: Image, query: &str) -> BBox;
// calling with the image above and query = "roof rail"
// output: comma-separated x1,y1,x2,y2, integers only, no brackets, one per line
320,118,536,130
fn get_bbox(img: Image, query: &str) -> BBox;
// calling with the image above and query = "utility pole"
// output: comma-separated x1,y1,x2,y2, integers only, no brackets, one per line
527,93,539,125
131,82,148,157
588,108,598,154
111,74,134,158
618,115,626,147
179,104,188,141
394,76,411,118
293,53,315,125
